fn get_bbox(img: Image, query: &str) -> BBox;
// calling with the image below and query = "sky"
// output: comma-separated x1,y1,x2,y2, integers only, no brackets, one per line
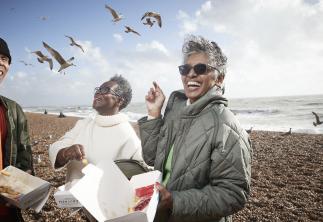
0,0,322,107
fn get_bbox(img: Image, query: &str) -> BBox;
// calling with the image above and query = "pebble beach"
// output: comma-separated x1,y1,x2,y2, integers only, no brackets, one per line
22,113,323,222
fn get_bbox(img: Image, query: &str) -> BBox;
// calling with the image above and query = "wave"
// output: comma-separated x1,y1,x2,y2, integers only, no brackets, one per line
231,108,280,115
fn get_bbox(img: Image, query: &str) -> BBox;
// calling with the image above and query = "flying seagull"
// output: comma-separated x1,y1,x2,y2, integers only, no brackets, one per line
31,51,53,70
141,12,162,28
42,41,75,73
124,26,141,36
105,5,123,23
65,35,84,52
312,111,322,126
19,60,33,66
143,18,154,27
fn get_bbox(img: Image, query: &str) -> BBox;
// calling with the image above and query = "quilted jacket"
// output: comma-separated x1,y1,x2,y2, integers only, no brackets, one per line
138,86,252,222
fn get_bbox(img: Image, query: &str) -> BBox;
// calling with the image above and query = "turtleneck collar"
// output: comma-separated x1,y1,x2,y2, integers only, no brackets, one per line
94,112,129,127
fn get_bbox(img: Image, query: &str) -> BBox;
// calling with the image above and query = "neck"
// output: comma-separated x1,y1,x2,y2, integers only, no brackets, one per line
97,108,119,116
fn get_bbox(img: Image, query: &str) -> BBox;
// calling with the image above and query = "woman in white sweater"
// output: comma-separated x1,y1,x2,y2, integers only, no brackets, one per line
49,75,142,180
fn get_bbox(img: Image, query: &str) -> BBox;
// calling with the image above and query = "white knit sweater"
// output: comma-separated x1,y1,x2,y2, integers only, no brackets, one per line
49,113,143,181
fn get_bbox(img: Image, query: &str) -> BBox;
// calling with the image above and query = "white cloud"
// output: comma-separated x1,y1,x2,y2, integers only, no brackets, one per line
176,10,198,36
136,40,169,56
177,0,323,97
113,33,123,43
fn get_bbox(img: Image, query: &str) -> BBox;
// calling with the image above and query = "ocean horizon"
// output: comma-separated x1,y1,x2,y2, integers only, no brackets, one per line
23,94,323,134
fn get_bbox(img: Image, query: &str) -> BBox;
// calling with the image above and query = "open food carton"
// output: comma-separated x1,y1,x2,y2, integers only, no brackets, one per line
0,166,51,212
53,159,84,208
70,159,162,222
53,180,82,208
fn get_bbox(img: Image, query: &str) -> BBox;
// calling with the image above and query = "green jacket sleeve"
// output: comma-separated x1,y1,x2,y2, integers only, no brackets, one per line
138,116,164,166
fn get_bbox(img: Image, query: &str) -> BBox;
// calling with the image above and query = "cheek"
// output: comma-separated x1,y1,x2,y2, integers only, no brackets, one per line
181,76,186,86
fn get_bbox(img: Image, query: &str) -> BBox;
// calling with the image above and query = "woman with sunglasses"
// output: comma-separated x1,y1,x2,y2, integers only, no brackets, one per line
49,74,143,185
138,35,252,222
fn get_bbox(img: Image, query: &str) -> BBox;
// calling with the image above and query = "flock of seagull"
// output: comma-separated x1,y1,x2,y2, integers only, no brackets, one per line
30,35,82,73
21,4,162,73
105,4,162,36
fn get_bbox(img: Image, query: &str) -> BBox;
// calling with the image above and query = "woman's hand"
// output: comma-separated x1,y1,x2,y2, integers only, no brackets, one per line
156,183,173,211
145,81,165,118
55,144,85,168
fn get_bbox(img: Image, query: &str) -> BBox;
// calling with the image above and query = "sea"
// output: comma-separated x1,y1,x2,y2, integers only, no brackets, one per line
23,94,323,134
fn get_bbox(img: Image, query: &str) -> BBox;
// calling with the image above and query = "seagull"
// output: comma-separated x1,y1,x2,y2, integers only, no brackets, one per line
246,127,253,134
19,60,33,66
141,12,162,28
105,5,123,23
31,51,53,70
40,16,48,21
34,154,42,164
124,26,141,36
143,18,155,27
65,35,84,52
312,111,322,126
282,128,292,136
42,41,75,73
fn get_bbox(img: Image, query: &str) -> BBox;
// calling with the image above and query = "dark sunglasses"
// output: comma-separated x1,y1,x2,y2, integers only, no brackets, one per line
178,63,218,76
94,86,121,97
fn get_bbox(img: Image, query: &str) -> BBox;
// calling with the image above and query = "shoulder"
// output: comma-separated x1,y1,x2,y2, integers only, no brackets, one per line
1,95,25,116
210,104,244,135
1,95,20,108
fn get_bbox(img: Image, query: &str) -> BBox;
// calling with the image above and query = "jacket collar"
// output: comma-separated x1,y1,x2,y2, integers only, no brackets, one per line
173,85,228,116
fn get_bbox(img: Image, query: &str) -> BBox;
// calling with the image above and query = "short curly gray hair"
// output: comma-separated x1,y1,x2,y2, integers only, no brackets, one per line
109,74,132,110
182,35,227,79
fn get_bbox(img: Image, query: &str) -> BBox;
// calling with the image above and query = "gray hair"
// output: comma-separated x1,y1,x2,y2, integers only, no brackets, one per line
182,35,227,79
109,74,132,110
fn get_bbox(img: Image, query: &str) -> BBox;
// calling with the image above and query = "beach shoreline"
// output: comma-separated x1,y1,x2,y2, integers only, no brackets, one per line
22,113,323,221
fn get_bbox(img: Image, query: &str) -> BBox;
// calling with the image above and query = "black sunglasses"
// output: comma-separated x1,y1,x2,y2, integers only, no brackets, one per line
178,63,218,76
94,86,121,97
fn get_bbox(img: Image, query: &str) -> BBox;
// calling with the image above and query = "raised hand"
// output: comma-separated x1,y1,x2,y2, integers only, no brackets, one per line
145,81,165,118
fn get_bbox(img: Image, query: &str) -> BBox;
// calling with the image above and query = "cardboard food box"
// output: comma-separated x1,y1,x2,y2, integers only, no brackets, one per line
0,166,51,212
54,180,82,208
70,159,162,222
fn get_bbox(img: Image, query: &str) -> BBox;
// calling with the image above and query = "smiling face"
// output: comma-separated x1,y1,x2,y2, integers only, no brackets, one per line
92,81,122,115
0,54,10,84
181,52,217,103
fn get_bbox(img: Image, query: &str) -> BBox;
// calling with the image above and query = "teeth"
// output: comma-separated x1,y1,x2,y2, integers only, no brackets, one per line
187,81,201,87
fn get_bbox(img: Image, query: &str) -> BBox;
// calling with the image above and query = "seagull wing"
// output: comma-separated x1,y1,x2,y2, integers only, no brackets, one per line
105,5,119,19
32,51,45,58
65,35,75,44
19,60,27,65
132,29,141,36
47,58,53,70
125,26,131,32
141,12,149,20
312,111,320,123
43,41,66,65
153,14,162,27
75,43,84,52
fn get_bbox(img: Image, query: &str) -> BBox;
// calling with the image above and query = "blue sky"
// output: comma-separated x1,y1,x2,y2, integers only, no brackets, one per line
1,0,322,106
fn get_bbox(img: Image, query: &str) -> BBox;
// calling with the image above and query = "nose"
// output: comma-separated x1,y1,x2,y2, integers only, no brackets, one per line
186,67,197,77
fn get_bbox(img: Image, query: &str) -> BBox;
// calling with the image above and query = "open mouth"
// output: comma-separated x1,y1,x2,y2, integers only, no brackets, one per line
187,81,201,89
